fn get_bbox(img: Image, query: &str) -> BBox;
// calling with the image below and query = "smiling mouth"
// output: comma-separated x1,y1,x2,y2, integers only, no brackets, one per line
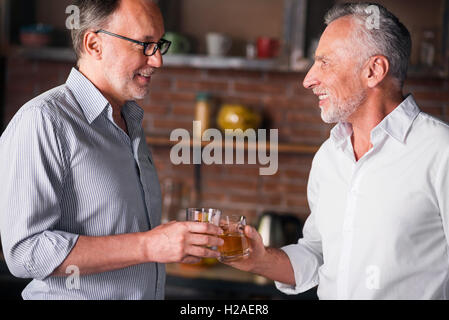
318,94,329,100
315,93,330,107
134,71,154,85
136,73,151,79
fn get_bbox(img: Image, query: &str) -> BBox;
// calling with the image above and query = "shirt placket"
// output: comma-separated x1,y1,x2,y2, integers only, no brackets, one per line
337,146,366,299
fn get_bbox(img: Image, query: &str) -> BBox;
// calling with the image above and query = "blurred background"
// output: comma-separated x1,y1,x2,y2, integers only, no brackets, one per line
0,0,448,300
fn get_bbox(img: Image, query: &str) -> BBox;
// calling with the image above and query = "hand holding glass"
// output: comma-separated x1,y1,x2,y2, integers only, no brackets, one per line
217,215,250,262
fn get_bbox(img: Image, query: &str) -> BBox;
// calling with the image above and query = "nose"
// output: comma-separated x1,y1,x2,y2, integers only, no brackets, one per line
147,49,163,68
302,64,320,90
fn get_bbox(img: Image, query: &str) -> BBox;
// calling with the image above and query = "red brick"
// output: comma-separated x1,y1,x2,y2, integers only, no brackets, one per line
141,104,169,115
234,82,286,95
216,94,263,107
286,111,323,124
292,85,316,98
224,165,261,177
404,77,448,88
159,66,203,77
149,91,196,103
148,77,172,90
202,191,228,202
263,181,307,194
171,104,195,116
413,91,449,102
201,164,225,176
153,118,194,130
285,195,309,209
204,178,258,193
206,69,263,80
263,95,317,110
229,194,260,204
280,168,310,180
175,80,228,92
278,154,314,165
258,194,282,206
420,106,444,117
266,71,305,82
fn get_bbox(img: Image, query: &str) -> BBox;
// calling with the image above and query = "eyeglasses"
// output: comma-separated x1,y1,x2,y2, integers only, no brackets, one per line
94,29,171,56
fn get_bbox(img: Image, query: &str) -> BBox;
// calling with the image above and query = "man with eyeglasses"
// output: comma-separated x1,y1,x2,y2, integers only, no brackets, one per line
0,0,223,300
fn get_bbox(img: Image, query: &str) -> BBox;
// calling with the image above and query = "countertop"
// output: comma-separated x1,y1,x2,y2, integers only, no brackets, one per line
165,261,317,300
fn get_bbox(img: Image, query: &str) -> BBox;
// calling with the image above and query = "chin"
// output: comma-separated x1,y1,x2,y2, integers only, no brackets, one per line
129,88,151,101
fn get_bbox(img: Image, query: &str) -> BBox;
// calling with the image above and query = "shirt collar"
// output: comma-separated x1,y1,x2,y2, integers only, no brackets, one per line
122,101,144,125
66,67,110,124
375,94,421,144
330,94,421,147
330,122,353,149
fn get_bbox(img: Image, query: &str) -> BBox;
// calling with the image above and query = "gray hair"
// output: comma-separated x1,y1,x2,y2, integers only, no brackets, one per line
71,0,121,62
324,2,411,87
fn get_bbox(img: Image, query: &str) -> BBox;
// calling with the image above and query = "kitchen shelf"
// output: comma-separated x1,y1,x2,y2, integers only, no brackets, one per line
11,45,448,79
163,54,293,71
12,45,77,62
146,135,319,154
10,45,306,72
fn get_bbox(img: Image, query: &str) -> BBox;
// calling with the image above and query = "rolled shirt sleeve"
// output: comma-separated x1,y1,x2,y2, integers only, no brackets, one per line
0,104,79,280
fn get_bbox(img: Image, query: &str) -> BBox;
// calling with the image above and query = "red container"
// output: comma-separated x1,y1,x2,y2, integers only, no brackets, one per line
257,37,280,59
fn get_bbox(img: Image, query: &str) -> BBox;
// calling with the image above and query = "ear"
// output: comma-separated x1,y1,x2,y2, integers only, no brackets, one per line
365,55,389,88
83,31,103,60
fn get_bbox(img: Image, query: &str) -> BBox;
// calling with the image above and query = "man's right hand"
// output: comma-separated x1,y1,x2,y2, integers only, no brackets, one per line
220,225,267,273
141,221,224,264
221,225,296,286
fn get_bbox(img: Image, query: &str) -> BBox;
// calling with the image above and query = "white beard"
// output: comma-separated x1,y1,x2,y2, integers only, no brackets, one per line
320,90,366,123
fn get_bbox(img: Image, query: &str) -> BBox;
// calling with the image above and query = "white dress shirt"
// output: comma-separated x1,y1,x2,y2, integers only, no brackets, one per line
275,94,449,299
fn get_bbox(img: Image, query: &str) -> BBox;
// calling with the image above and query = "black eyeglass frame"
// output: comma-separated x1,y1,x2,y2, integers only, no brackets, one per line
94,29,171,56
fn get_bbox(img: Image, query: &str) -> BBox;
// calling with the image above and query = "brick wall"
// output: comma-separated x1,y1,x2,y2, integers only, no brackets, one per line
3,56,449,225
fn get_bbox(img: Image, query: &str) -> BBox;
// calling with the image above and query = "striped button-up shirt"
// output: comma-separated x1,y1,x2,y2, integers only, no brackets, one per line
0,68,165,299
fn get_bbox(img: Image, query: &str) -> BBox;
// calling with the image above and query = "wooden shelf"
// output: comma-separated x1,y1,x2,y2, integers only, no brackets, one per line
146,136,319,154
10,46,301,72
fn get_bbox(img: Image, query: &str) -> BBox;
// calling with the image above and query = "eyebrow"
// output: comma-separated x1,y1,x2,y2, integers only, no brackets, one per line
142,36,157,41
314,55,329,61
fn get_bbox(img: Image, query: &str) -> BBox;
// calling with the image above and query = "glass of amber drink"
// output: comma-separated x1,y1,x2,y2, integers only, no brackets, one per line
217,215,250,262
186,208,221,225
185,208,222,267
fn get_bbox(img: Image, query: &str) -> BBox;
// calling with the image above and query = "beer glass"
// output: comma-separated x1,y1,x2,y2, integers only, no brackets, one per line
217,215,250,262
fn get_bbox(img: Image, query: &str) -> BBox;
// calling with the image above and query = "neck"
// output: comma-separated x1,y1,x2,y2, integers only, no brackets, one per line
78,61,125,112
78,61,129,135
348,89,404,160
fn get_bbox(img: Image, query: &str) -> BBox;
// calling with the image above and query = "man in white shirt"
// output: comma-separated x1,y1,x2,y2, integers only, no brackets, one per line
225,3,449,299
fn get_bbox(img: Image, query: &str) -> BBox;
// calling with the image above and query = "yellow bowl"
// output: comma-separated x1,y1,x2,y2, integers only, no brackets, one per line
217,104,262,131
